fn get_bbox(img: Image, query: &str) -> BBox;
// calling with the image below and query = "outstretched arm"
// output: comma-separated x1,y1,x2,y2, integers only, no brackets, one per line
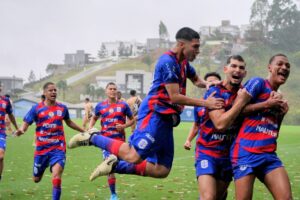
14,122,30,136
7,114,18,130
65,119,85,132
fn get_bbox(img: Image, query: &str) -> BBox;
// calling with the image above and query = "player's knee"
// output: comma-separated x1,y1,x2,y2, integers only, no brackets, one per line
200,192,216,200
0,153,4,161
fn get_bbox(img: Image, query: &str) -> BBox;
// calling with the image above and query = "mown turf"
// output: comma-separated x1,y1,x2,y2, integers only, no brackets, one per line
0,121,299,199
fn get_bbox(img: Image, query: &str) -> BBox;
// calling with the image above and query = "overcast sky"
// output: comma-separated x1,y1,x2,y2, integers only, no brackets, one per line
0,0,259,81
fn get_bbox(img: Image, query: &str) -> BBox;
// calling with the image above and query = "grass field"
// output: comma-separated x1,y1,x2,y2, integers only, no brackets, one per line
0,121,299,200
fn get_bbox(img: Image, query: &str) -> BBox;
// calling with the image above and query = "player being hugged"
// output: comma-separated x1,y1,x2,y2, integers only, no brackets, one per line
15,82,84,200
231,54,292,200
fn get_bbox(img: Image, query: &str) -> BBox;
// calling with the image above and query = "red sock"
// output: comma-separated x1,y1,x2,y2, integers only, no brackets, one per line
135,160,147,176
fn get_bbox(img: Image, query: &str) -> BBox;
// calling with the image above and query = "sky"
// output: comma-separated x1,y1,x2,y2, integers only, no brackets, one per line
0,0,257,81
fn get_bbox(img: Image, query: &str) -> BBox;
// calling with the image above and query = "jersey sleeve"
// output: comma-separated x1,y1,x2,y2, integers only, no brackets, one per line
193,106,199,122
5,98,13,115
204,86,221,100
186,63,196,79
23,105,37,125
63,106,70,120
125,103,133,118
94,103,102,117
244,77,265,99
160,59,180,84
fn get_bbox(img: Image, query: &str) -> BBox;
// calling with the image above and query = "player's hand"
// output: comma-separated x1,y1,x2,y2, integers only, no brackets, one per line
116,124,125,131
279,100,289,115
14,129,24,137
184,140,192,150
235,88,251,105
205,91,224,109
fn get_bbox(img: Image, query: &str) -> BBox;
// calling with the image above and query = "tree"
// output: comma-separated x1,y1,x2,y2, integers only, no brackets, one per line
57,80,67,101
46,63,59,74
98,43,107,59
118,42,126,57
267,0,300,51
142,54,153,71
111,50,116,57
28,70,36,83
249,0,270,42
159,21,169,40
95,88,105,99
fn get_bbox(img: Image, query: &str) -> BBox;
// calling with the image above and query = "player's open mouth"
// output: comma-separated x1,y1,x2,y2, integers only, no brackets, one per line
278,71,288,79
232,75,241,81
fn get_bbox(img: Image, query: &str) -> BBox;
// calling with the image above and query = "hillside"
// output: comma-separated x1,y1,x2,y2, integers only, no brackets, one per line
26,46,300,125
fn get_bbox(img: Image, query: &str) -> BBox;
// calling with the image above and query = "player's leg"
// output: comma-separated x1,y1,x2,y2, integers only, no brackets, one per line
50,152,66,200
234,174,255,200
198,175,217,200
32,155,48,183
0,149,5,181
264,167,292,200
0,135,6,181
216,180,230,200
107,174,118,200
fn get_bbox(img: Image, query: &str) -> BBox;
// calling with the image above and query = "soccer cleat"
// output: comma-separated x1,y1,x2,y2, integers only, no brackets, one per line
110,194,119,200
89,154,118,181
68,131,93,149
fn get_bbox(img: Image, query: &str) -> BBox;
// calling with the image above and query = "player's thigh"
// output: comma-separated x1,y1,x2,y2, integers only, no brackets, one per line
51,163,64,178
198,174,217,200
264,167,292,200
49,151,66,178
33,155,49,179
0,148,5,160
234,174,255,200
216,180,230,200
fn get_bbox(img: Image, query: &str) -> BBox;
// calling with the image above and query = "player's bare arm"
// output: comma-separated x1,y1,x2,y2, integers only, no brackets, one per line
184,122,198,150
116,116,135,131
88,115,98,130
7,114,18,130
65,119,84,132
209,88,250,131
165,83,224,109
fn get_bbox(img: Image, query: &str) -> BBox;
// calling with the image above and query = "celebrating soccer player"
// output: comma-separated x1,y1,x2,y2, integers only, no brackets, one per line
231,54,292,199
88,82,134,200
15,82,85,200
68,27,224,180
0,86,19,182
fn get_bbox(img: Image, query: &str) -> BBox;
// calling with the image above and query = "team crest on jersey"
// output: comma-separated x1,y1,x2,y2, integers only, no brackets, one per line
201,160,208,169
109,108,114,113
137,139,148,149
49,112,54,117
116,107,121,112
239,165,248,171
57,110,62,117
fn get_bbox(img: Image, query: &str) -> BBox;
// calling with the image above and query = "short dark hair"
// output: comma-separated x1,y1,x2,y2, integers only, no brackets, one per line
176,27,200,41
5,94,10,98
106,82,116,88
130,90,136,96
226,55,245,64
204,72,221,81
85,97,90,101
43,82,55,90
269,53,287,64
41,94,45,100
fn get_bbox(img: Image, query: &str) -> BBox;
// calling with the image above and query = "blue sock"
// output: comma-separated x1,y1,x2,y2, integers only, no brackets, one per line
91,135,123,155
108,177,116,195
52,178,61,200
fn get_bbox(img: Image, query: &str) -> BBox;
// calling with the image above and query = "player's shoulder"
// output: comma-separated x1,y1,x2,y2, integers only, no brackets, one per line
245,77,265,84
157,53,176,66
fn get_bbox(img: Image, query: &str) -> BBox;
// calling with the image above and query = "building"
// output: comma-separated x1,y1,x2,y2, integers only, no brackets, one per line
146,38,174,51
102,41,145,58
0,76,23,95
64,50,91,68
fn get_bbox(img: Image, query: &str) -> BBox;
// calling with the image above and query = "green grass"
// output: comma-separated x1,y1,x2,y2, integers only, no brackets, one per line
1,121,299,199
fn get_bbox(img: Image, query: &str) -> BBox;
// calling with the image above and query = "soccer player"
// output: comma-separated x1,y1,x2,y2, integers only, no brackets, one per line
195,55,251,200
15,82,85,200
116,91,126,101
231,54,292,200
88,82,134,200
4,94,13,134
82,97,93,131
126,89,142,132
184,72,222,151
0,87,18,181
68,27,224,180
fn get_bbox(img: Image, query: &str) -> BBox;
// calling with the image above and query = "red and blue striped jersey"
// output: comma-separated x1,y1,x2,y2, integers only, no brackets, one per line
196,84,241,158
194,106,206,127
23,102,70,156
231,77,282,163
94,100,132,141
137,51,196,129
0,96,13,135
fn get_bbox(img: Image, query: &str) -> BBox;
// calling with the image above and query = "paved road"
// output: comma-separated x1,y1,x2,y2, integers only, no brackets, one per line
66,61,115,85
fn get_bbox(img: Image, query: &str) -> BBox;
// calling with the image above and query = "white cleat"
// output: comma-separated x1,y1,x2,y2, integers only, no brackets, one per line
89,154,118,181
68,132,92,149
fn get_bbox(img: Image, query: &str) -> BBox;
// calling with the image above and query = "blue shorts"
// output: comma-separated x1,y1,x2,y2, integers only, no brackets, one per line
129,112,174,169
195,154,232,182
0,134,6,150
232,152,283,182
33,150,66,177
